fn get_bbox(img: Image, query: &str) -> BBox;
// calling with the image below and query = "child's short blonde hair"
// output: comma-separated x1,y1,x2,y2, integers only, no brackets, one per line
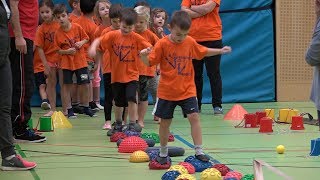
94,0,111,21
134,5,150,22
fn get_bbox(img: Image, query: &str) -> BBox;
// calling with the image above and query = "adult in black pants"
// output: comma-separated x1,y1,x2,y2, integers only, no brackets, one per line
182,0,224,115
9,0,45,142
0,0,37,170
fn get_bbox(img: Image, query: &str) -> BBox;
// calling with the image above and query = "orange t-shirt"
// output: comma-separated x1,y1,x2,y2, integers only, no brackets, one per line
34,21,60,64
136,29,159,77
33,48,44,73
69,13,80,22
73,15,98,62
148,36,208,101
54,23,89,71
181,0,222,42
99,30,152,83
96,26,114,74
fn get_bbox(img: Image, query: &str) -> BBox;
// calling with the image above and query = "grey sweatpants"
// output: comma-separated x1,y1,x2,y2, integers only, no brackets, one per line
0,55,16,159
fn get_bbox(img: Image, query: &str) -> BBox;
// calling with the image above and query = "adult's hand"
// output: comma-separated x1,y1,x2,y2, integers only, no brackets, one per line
15,36,27,54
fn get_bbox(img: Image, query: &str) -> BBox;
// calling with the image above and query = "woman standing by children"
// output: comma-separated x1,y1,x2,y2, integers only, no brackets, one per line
182,0,224,115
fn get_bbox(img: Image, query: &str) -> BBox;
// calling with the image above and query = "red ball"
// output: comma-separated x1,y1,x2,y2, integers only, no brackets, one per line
213,164,230,176
178,162,196,174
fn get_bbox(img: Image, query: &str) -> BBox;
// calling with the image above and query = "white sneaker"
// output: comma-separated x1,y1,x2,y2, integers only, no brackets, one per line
96,103,104,110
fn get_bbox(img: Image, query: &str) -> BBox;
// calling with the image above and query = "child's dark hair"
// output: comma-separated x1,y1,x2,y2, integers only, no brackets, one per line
134,1,150,8
151,8,168,23
53,3,68,16
120,8,137,26
170,11,191,30
80,0,96,14
39,0,54,10
109,4,122,19
68,0,79,9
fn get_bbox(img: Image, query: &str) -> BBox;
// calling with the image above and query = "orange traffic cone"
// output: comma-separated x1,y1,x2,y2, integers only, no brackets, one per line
224,104,248,120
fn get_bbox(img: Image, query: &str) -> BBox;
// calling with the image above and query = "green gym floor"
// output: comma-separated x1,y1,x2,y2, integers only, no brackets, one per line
1,102,320,180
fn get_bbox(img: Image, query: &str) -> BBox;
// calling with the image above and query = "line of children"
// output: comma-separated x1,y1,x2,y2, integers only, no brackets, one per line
139,10,231,167
89,7,152,132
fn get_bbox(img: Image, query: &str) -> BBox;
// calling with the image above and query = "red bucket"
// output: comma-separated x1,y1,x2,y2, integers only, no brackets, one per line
259,117,273,133
244,113,257,128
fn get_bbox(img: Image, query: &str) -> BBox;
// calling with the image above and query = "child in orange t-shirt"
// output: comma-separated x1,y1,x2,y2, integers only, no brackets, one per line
68,0,81,22
94,3,123,130
35,0,61,117
53,4,96,118
89,8,152,133
150,8,168,39
93,0,112,129
140,11,231,168
73,0,100,112
134,6,159,128
33,48,50,110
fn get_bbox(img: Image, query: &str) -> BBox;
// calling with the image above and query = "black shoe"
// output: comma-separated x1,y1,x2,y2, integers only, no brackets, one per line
14,129,46,143
72,105,84,114
89,101,99,111
83,107,97,117
156,155,171,165
195,154,210,162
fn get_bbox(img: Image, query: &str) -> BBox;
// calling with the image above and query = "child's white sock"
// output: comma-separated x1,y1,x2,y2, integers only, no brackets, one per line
159,146,168,157
194,145,204,155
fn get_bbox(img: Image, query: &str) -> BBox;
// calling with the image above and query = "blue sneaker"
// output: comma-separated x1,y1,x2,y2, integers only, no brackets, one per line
214,107,223,115
67,108,77,119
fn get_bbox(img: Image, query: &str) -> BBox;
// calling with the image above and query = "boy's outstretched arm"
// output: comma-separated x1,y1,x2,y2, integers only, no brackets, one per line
139,47,152,66
88,38,101,58
190,0,217,15
206,46,232,57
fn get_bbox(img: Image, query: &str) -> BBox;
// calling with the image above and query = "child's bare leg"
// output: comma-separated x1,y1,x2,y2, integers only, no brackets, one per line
58,69,67,114
39,84,47,100
79,83,95,117
138,101,148,127
157,119,172,164
63,84,72,113
187,112,209,161
71,84,79,106
114,106,123,120
128,101,138,123
45,67,57,116
122,107,128,124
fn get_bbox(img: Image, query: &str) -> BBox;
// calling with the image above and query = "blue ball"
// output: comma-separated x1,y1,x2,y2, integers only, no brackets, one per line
184,155,212,172
161,170,181,180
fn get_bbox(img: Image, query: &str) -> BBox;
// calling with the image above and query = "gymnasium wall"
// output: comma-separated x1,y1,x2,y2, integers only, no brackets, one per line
276,0,314,101
32,0,279,106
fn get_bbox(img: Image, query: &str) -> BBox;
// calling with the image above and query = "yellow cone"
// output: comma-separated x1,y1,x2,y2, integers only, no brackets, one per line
51,111,72,129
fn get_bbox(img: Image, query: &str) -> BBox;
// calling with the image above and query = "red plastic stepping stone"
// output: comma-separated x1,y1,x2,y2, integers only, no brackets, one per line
212,164,230,176
118,136,148,153
178,162,195,174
